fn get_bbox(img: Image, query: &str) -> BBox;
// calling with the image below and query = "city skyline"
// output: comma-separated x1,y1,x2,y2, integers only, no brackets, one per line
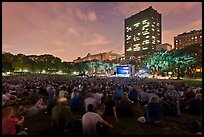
3,2,202,62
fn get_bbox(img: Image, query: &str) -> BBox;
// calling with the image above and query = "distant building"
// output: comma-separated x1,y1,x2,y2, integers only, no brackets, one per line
73,51,122,63
125,6,162,60
174,29,202,49
156,43,172,51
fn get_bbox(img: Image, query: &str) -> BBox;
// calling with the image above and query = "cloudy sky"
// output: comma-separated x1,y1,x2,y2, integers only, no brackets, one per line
2,2,202,62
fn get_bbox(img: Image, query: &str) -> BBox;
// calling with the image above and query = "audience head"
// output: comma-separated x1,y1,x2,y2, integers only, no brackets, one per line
57,97,68,105
87,104,94,112
149,96,159,104
2,107,15,118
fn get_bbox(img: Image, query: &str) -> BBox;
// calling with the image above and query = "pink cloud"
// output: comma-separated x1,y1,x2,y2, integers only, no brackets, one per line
84,34,111,46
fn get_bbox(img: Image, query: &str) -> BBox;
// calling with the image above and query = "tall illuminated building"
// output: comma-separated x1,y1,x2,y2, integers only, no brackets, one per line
125,6,161,60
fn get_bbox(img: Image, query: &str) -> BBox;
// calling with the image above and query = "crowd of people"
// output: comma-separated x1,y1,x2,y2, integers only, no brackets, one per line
2,74,202,135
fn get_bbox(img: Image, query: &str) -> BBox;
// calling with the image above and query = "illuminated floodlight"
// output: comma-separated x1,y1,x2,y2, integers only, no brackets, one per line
24,69,29,72
196,68,201,72
73,71,79,75
168,72,172,75
57,71,63,74
42,70,46,74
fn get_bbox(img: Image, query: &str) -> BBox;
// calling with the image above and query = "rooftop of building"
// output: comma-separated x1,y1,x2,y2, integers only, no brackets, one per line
176,29,202,37
125,6,161,20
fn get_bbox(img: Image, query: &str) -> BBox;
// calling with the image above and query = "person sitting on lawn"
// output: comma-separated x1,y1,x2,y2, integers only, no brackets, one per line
144,96,163,126
118,93,134,117
70,91,81,111
51,97,72,134
163,86,180,117
129,87,138,105
18,98,46,118
184,94,202,116
2,88,17,107
103,94,118,122
82,104,113,135
45,91,57,115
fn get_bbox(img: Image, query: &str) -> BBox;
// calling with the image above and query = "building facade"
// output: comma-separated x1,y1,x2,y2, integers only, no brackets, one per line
125,6,162,60
156,43,172,51
174,30,202,49
73,51,122,63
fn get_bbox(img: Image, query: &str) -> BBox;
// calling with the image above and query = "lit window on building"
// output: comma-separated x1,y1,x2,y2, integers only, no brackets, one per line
143,40,150,44
142,31,150,35
152,24,155,27
133,45,141,51
157,23,159,26
133,43,140,47
126,27,132,32
133,22,140,28
143,23,150,28
195,36,197,39
146,36,149,38
126,47,132,51
126,35,131,40
200,35,202,38
142,19,148,24
137,33,141,35
191,37,194,39
142,47,148,50
152,28,155,31
133,36,140,41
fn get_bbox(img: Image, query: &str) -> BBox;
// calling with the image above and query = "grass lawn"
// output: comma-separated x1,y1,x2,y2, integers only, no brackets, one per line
23,103,201,135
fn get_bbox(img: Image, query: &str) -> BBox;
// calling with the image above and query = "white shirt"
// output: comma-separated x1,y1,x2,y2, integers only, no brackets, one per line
92,93,101,105
84,97,97,112
82,112,103,135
